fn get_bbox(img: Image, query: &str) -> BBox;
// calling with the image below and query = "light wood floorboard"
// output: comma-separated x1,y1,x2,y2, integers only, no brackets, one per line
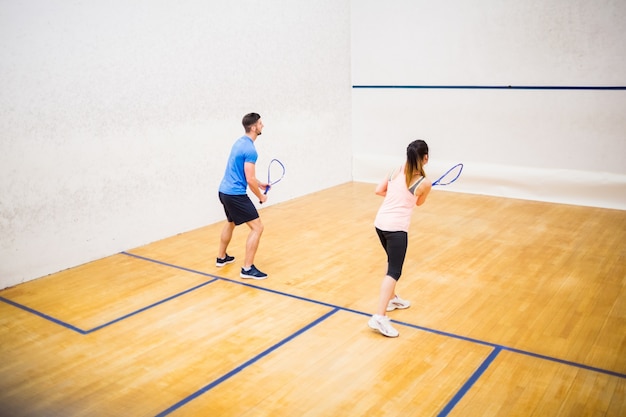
1,182,624,416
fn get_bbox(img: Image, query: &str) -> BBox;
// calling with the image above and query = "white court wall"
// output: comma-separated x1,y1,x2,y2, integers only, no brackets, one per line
0,1,351,289
351,0,626,210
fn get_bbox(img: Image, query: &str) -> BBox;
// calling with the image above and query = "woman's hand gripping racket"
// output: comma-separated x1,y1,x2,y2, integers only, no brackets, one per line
260,158,285,204
432,163,463,186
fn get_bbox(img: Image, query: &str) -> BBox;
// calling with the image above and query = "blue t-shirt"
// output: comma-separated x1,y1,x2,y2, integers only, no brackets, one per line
219,135,258,195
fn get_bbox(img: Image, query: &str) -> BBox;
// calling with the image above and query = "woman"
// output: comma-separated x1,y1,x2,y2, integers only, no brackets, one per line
368,139,432,337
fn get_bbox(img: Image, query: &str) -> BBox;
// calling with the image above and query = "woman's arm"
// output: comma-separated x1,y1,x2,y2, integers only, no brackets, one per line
376,167,400,196
414,179,432,206
375,176,389,196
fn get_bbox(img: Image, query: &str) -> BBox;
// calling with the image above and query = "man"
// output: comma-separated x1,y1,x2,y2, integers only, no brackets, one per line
216,113,269,279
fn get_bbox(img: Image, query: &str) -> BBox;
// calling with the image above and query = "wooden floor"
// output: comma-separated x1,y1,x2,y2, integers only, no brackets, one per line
1,182,625,416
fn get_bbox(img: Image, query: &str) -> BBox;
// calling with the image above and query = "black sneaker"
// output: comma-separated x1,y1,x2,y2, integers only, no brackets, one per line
216,254,235,267
240,264,268,280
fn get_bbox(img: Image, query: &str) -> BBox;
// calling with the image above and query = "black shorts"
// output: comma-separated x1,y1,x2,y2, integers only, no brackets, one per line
219,192,259,225
375,228,408,281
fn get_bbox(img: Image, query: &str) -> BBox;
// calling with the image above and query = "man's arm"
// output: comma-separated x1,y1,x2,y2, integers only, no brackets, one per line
244,162,267,203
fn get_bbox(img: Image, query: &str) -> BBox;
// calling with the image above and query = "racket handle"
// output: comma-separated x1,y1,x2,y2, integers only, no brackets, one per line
260,185,269,204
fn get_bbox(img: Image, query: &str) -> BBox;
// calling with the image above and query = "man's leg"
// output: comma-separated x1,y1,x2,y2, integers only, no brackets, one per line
218,221,236,259
243,218,264,269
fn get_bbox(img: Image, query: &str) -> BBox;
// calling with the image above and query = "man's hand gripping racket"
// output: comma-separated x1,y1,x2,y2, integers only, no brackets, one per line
260,159,285,204
432,163,463,186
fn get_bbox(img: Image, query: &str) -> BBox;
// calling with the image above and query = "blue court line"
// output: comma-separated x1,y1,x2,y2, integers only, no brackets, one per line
391,319,496,349
437,347,502,417
86,278,219,333
3,252,625,383
352,85,626,90
502,346,626,380
122,252,347,310
124,253,626,380
0,275,220,335
0,296,87,334
121,252,222,280
3,252,625,416
154,308,340,417
120,253,626,380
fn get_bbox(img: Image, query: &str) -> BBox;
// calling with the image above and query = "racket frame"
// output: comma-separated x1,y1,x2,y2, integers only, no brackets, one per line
432,163,463,186
264,158,286,194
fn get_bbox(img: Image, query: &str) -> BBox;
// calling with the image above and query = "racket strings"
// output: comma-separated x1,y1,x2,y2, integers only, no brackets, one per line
433,163,463,186
263,159,285,197
267,159,286,186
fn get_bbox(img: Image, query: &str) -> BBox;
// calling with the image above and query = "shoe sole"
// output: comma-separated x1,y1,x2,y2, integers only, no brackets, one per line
216,259,235,267
240,273,268,280
368,319,399,338
386,303,410,312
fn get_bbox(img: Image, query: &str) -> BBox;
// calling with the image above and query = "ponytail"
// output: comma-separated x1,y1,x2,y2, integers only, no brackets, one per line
404,140,428,187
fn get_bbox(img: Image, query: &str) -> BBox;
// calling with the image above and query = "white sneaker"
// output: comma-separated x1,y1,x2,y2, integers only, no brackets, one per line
387,295,411,312
368,314,399,337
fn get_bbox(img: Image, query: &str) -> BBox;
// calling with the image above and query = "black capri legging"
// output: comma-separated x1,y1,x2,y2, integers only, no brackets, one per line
375,228,408,281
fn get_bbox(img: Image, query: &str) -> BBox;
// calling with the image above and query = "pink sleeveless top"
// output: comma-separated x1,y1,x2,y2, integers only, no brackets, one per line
374,168,424,232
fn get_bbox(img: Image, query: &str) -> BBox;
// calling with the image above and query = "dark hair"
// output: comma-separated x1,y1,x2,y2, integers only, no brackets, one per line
405,139,428,187
242,113,261,132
